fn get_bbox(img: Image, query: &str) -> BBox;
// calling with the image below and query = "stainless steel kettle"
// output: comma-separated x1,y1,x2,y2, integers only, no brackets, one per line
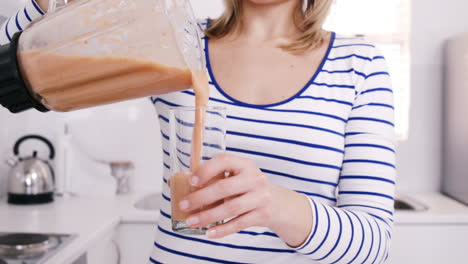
6,135,55,205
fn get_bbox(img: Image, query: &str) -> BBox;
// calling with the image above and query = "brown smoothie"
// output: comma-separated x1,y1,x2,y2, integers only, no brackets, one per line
170,172,225,222
18,51,193,112
190,71,209,171
170,172,195,222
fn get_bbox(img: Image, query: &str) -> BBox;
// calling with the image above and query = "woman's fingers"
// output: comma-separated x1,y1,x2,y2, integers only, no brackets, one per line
206,208,273,239
192,153,256,187
186,191,265,228
177,153,274,237
180,173,256,212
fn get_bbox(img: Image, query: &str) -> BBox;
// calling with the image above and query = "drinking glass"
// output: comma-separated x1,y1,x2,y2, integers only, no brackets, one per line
169,106,227,234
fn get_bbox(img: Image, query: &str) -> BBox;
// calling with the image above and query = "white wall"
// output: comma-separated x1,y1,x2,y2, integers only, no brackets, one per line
395,0,468,192
0,0,26,17
190,0,224,19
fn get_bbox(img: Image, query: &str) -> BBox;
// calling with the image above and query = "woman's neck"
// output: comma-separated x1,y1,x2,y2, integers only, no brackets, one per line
238,1,301,43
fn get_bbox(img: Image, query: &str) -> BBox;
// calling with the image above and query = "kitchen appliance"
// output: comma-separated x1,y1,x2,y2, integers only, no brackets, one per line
0,233,76,264
7,135,56,205
443,31,468,205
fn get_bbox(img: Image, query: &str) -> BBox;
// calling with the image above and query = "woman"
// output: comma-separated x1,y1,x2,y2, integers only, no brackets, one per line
2,0,396,263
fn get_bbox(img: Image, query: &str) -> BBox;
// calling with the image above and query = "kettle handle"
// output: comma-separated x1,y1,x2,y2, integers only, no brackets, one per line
13,135,55,160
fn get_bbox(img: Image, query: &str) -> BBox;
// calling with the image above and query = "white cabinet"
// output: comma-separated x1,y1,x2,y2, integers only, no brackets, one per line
117,223,156,264
86,230,119,264
389,224,468,263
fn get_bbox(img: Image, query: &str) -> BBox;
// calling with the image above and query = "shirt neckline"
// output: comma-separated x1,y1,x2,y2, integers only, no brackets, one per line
204,31,336,109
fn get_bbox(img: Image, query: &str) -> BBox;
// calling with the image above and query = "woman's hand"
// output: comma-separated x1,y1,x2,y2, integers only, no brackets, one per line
180,154,274,237
179,153,313,247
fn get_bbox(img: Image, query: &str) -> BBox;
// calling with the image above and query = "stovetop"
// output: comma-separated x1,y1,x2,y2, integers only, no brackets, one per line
0,233,76,264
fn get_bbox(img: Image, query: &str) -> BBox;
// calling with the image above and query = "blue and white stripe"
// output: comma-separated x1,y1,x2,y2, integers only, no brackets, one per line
0,0,44,45
149,25,395,264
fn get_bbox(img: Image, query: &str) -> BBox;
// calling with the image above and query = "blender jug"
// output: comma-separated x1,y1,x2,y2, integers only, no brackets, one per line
0,0,206,113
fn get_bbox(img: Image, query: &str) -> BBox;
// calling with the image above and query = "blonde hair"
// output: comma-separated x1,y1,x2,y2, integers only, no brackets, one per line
205,0,333,53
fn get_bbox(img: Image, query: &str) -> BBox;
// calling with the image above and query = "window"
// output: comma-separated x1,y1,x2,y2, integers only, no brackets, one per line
324,0,411,140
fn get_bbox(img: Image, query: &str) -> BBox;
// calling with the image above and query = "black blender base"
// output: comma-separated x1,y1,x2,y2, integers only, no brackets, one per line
7,192,54,205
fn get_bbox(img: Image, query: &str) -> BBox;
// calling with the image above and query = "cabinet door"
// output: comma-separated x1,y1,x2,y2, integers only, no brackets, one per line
87,231,119,264
389,224,468,263
117,223,156,264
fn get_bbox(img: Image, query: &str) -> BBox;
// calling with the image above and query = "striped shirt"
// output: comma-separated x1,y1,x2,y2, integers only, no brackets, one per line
0,0,44,45
1,9,396,264
149,24,396,264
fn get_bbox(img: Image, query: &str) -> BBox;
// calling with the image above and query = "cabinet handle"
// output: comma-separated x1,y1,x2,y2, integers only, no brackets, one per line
112,239,121,264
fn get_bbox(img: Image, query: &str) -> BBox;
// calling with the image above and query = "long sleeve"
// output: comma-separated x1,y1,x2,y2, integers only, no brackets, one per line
293,46,396,264
0,0,45,45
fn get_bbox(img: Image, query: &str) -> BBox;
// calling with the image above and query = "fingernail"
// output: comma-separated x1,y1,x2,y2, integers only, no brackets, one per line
179,200,189,210
207,229,217,238
190,176,199,186
186,216,199,226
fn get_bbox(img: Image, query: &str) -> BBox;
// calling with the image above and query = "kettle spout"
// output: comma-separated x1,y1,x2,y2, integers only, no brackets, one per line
5,156,18,167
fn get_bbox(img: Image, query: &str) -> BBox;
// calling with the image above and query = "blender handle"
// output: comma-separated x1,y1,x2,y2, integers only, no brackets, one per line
13,134,55,160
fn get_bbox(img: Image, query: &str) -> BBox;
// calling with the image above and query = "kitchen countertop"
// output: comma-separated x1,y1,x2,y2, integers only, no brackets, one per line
395,193,468,224
0,192,158,264
0,192,467,263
